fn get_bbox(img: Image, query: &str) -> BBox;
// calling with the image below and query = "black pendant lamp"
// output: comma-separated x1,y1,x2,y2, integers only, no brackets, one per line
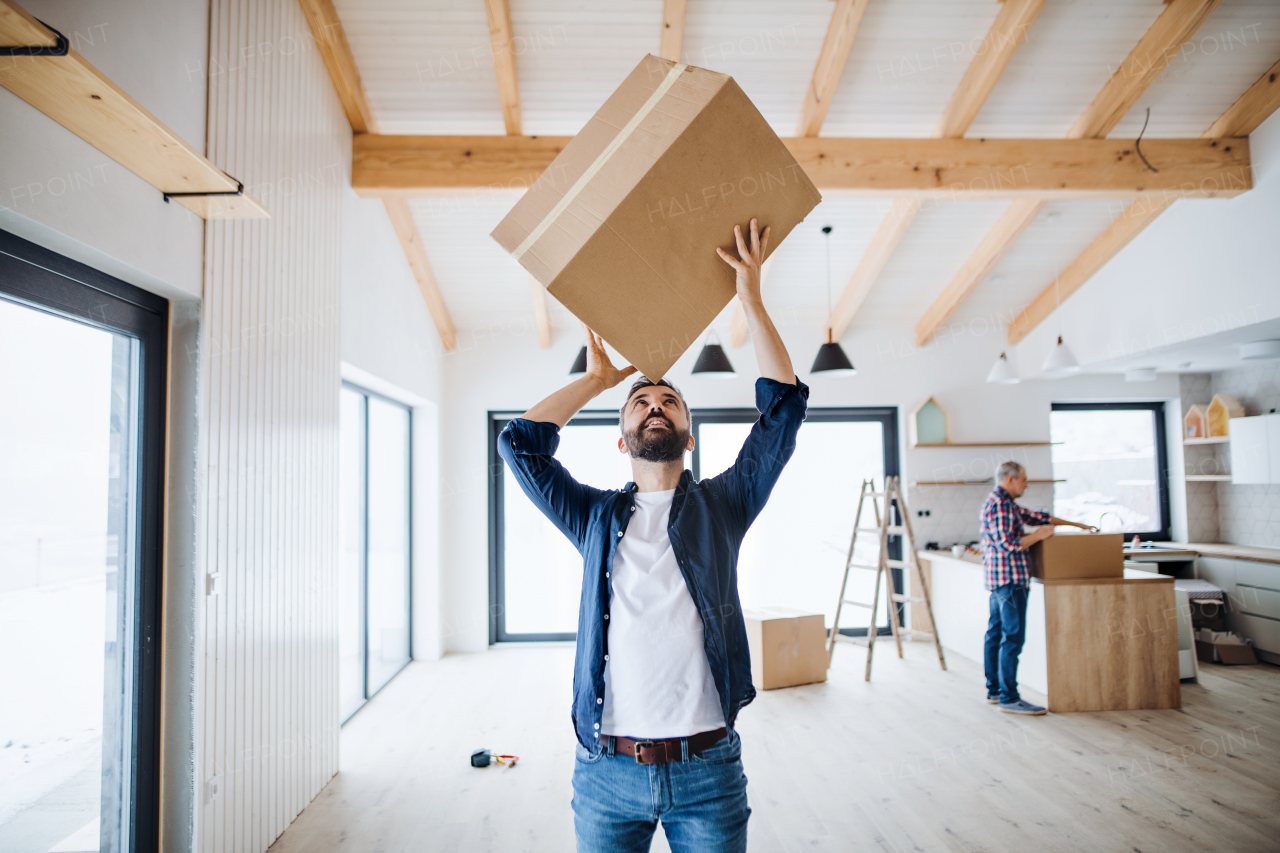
569,345,588,375
692,329,735,378
811,225,856,376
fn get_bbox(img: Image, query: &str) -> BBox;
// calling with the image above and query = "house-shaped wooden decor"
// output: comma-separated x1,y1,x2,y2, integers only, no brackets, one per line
1184,404,1209,439
910,397,951,446
1207,394,1245,437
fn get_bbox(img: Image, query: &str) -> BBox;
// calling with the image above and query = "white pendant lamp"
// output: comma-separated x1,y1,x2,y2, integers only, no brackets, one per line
987,351,1020,384
986,276,1020,384
1042,335,1081,376
1040,215,1081,378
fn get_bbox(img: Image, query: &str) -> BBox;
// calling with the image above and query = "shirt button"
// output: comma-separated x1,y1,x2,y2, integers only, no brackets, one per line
604,654,609,661
594,723,600,729
606,572,610,578
597,698,603,704
631,506,636,512
604,614,609,620
617,530,623,537
594,733,600,738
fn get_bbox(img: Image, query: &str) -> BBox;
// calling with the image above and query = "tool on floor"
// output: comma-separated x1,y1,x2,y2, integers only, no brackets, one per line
827,476,947,681
470,749,519,768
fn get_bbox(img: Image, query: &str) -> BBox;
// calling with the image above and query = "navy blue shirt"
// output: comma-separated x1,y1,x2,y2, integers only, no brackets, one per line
497,376,808,750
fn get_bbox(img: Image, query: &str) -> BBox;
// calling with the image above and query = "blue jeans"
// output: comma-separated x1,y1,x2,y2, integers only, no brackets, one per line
984,583,1029,704
571,728,750,852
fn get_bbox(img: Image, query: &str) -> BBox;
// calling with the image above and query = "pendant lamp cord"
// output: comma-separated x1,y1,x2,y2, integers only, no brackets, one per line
823,225,833,344
1136,107,1158,174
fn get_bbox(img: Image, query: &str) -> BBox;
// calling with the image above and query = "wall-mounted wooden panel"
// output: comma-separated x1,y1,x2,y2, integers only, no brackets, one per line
196,0,345,850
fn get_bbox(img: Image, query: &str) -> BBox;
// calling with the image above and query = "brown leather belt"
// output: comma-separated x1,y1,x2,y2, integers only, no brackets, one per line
610,727,728,765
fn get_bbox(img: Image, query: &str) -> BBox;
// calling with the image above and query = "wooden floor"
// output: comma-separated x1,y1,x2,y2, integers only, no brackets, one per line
268,643,1280,853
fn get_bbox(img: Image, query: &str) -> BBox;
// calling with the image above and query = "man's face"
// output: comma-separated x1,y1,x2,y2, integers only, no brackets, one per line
618,385,693,463
1001,471,1028,499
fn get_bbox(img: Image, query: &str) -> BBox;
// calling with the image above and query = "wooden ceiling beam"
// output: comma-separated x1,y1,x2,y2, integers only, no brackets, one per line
1007,56,1280,347
351,134,1249,199
299,0,458,350
659,0,687,63
0,0,267,219
914,0,1224,347
484,0,522,135
819,0,1045,340
796,0,870,138
384,199,458,352
297,0,378,133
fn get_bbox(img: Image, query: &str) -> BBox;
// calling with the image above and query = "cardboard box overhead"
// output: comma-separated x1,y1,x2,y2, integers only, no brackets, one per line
1029,531,1124,581
491,54,821,380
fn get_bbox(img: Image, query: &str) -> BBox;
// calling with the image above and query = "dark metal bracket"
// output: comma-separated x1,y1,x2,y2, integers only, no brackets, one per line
0,21,70,56
163,179,244,204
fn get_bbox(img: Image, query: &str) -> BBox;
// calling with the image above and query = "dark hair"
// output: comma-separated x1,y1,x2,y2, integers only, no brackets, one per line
619,377,689,423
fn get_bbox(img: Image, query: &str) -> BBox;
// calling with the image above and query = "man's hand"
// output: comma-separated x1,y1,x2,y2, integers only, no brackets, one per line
583,324,637,390
716,218,770,305
1019,526,1055,550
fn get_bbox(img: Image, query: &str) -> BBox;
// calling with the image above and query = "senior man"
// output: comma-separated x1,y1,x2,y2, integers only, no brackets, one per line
980,460,1097,715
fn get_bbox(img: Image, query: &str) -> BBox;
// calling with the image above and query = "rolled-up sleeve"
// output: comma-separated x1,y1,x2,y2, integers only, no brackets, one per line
1019,506,1052,527
497,418,605,552
708,376,809,531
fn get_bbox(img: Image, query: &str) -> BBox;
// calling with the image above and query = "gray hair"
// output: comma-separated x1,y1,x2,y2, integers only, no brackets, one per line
997,461,1026,483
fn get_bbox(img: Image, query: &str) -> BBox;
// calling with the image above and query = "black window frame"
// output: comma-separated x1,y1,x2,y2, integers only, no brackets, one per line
0,228,168,853
1050,401,1171,542
487,405,902,643
340,381,413,722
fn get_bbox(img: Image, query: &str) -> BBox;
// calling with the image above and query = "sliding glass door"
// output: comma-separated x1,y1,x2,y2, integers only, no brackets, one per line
0,231,166,853
339,384,412,721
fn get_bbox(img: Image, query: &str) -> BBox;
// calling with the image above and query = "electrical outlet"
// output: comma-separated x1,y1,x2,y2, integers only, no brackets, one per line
205,776,220,804
206,573,222,596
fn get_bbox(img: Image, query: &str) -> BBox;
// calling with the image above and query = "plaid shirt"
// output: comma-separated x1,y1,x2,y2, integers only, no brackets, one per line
980,487,1051,590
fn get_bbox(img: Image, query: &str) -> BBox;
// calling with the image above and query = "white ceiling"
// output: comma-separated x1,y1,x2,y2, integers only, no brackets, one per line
342,0,1280,355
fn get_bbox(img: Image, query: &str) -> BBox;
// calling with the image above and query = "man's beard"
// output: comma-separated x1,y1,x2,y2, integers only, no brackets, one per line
622,413,689,463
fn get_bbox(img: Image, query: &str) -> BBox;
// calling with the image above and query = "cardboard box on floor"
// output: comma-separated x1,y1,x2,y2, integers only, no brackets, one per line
1029,531,1124,581
1195,629,1258,665
491,55,821,380
743,607,827,691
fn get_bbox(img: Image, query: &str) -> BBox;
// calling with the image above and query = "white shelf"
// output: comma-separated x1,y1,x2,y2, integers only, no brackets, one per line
1185,474,1232,482
1184,436,1229,445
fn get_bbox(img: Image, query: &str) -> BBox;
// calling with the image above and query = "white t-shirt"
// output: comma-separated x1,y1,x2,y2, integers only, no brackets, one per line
600,488,726,739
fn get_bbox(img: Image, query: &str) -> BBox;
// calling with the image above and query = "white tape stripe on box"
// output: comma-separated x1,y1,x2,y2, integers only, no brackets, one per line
512,62,687,263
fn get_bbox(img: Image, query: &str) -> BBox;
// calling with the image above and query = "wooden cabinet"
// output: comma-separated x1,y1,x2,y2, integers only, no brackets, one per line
1042,576,1180,712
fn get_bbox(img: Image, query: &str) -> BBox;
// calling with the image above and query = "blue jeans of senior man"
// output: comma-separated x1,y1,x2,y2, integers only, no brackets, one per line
984,583,1029,704
572,729,750,853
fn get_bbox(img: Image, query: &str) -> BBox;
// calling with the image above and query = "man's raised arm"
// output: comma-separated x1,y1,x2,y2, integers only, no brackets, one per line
716,217,795,385
521,327,637,427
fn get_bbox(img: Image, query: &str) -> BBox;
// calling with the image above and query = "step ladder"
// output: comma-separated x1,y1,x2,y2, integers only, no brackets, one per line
826,476,947,681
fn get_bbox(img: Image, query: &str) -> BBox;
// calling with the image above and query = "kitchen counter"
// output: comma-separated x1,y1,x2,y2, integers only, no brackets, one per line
1179,543,1280,565
918,550,1181,712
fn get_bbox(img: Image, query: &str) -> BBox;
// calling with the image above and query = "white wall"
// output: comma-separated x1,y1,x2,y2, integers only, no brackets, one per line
193,1,348,850
1017,109,1280,372
0,0,208,301
441,317,1181,653
339,190,447,661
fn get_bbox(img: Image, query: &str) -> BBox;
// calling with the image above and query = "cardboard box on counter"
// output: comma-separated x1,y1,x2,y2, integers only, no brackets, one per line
1029,531,1124,581
491,54,821,380
743,607,828,691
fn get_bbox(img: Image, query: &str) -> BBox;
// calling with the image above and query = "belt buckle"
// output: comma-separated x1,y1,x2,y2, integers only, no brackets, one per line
633,740,655,762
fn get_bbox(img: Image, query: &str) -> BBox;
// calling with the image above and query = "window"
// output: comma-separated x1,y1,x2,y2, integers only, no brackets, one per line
0,230,167,853
488,407,900,642
339,384,412,721
1050,402,1170,540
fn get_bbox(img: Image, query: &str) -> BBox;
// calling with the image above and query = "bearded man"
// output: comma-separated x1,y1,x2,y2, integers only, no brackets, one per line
497,218,807,852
